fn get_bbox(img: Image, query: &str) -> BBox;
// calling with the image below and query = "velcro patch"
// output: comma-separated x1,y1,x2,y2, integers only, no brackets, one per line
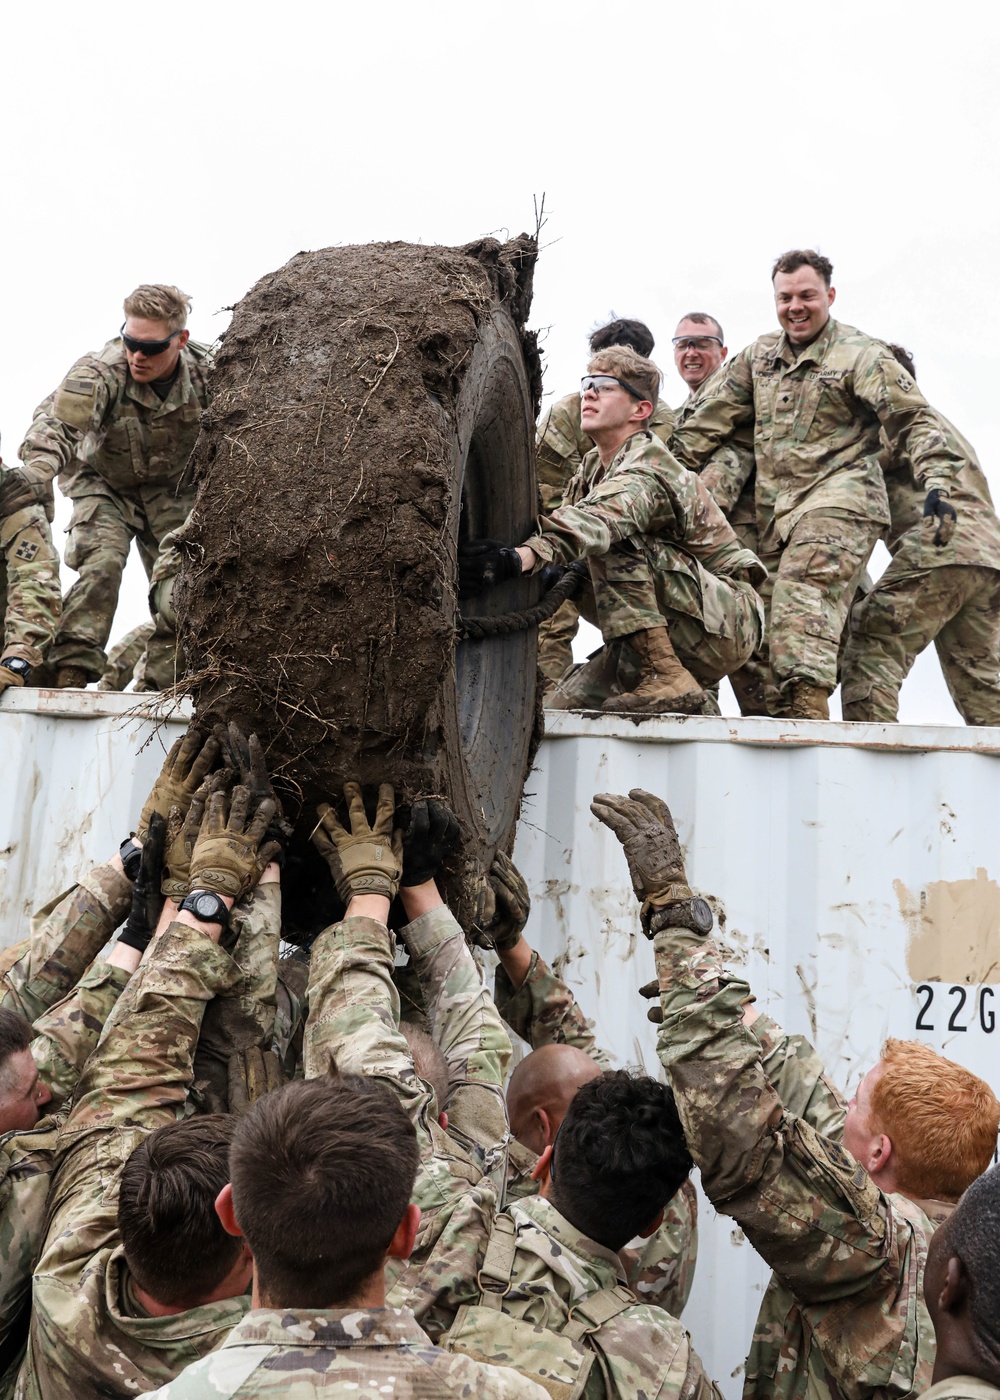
63,377,95,396
13,540,39,562
897,372,915,391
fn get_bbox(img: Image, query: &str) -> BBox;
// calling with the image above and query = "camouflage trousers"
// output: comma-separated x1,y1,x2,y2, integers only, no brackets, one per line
51,487,189,686
537,575,599,686
841,563,1000,725
764,509,881,696
98,622,153,691
0,505,61,667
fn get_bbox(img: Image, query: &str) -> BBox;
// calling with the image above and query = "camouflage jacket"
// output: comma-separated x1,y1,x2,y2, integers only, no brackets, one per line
304,909,510,1326
0,482,60,667
524,429,766,584
441,1194,721,1400
19,338,212,501
670,319,964,544
880,412,1000,575
653,924,952,1400
140,1305,548,1398
496,949,699,1317
917,1380,1000,1400
674,373,759,532
16,921,249,1400
537,390,675,512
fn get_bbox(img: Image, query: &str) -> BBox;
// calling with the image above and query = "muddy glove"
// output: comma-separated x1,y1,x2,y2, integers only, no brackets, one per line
312,781,403,903
399,799,460,887
161,769,232,899
458,539,522,597
478,851,530,952
228,1045,285,1115
137,728,220,839
923,488,957,546
214,722,293,860
188,785,280,900
0,657,28,692
590,789,691,934
118,813,167,952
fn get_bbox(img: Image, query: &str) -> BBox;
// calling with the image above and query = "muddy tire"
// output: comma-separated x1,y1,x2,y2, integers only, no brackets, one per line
176,237,542,928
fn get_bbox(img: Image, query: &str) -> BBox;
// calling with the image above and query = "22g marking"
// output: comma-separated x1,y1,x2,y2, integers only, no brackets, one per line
915,983,995,1033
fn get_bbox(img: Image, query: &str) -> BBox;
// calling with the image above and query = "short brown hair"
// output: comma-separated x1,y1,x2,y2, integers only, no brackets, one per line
0,1008,32,1090
675,311,724,342
870,1039,1000,1201
122,284,191,332
587,347,660,417
589,318,655,357
230,1073,419,1308
771,249,833,287
118,1114,242,1306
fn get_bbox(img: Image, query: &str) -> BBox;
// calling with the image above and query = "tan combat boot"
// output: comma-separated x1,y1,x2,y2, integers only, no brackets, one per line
55,666,90,690
602,627,710,715
786,681,830,720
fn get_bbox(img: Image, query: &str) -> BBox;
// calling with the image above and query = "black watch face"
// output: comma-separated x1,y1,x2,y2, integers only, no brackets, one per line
192,893,222,920
690,897,714,933
3,659,29,676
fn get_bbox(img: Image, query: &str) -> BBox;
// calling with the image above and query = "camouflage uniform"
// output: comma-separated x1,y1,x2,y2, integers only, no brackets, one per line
496,949,699,1317
18,338,211,685
671,320,964,697
917,1381,1000,1400
536,393,675,685
140,1307,549,1398
98,621,152,691
653,921,952,1400
16,918,259,1400
525,430,765,707
0,469,60,670
841,413,1000,724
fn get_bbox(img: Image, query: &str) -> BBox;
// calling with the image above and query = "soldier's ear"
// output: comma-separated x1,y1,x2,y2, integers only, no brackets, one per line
530,1144,554,1186
215,1183,243,1239
939,1255,969,1316
637,1208,665,1240
387,1203,422,1261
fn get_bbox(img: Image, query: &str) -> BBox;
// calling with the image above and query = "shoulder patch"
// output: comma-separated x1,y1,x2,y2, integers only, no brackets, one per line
897,372,915,392
63,377,95,396
13,539,39,563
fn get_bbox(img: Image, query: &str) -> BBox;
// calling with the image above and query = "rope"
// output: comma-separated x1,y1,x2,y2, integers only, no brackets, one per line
457,562,588,641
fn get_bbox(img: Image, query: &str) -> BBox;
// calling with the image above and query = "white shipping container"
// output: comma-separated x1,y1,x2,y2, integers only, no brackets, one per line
2,692,998,1396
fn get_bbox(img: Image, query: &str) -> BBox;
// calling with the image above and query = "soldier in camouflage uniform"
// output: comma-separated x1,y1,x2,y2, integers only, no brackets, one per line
18,284,210,690
0,453,60,693
536,318,675,688
463,347,766,716
484,852,699,1318
98,621,153,691
840,345,1000,725
671,251,966,719
592,787,1000,1400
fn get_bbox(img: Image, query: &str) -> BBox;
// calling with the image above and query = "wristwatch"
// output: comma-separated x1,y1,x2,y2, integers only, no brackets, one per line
1,658,29,679
119,837,142,883
648,897,714,937
178,890,231,927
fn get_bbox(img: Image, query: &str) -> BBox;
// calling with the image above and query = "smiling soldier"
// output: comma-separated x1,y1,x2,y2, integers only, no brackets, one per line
18,285,211,691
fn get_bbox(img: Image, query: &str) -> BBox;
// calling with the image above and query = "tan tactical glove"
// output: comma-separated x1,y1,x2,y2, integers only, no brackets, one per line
188,785,280,900
478,851,531,952
228,1046,285,1116
161,770,232,899
590,789,691,931
311,781,403,903
0,659,25,692
138,728,220,840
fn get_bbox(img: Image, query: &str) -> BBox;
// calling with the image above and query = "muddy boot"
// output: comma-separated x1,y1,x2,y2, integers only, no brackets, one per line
601,627,710,715
547,641,624,710
55,665,90,690
786,681,830,720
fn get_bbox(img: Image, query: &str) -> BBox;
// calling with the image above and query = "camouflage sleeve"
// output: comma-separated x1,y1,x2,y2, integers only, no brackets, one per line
0,1131,59,1373
493,949,611,1067
853,345,963,495
0,505,61,665
18,362,118,485
654,925,901,1306
699,438,756,517
0,861,132,1025
670,346,757,470
621,1176,699,1317
536,395,586,512
29,958,130,1107
751,1012,847,1140
680,1344,727,1400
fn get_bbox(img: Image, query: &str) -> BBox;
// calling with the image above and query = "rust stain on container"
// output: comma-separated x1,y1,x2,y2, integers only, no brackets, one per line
896,869,1000,984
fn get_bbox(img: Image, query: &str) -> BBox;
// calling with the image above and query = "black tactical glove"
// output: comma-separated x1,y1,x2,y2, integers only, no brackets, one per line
118,813,167,952
478,851,530,952
923,488,957,547
590,788,691,935
458,539,523,597
213,722,293,862
399,799,461,887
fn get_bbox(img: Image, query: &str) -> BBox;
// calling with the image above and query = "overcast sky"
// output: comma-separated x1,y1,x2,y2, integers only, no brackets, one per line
2,1,997,722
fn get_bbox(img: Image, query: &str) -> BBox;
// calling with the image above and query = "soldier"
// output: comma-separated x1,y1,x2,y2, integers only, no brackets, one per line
484,852,699,1318
671,250,965,719
142,1076,547,1399
18,284,211,691
536,318,675,689
0,453,60,693
98,622,152,691
920,1167,1000,1400
841,345,1000,725
18,778,281,1399
461,346,766,717
591,787,1000,1400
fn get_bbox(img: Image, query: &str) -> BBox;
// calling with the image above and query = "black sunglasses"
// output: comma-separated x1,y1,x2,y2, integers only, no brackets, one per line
120,323,183,356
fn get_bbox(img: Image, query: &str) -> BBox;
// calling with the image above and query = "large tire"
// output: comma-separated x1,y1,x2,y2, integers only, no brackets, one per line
176,237,542,928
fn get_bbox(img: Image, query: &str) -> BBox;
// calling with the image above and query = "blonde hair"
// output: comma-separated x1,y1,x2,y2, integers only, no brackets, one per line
122,284,192,333
871,1038,1000,1201
588,346,660,416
